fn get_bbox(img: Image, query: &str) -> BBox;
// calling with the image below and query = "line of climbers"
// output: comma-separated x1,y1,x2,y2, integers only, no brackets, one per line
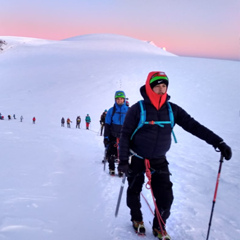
61,114,91,129
0,113,35,123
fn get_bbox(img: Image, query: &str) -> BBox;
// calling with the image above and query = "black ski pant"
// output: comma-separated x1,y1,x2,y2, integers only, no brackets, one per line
127,156,173,228
106,139,118,170
100,124,105,136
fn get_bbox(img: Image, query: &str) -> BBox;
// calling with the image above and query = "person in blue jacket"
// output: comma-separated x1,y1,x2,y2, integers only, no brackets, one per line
104,90,129,176
118,71,232,239
85,114,91,129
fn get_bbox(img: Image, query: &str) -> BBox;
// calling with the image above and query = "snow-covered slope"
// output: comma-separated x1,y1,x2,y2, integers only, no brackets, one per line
0,34,239,240
63,33,176,56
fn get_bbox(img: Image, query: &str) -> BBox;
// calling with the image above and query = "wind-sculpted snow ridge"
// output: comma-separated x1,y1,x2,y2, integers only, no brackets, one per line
0,34,176,56
0,36,56,53
62,33,176,56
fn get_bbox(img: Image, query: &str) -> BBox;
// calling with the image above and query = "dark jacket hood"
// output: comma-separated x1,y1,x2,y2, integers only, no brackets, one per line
140,71,169,110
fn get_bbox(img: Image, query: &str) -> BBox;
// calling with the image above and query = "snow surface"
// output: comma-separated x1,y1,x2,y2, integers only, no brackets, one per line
0,33,239,240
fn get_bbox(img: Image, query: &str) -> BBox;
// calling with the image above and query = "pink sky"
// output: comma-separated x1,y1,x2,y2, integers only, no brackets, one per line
1,0,239,61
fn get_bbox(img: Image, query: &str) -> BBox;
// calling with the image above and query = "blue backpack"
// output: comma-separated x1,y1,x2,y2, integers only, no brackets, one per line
130,100,177,143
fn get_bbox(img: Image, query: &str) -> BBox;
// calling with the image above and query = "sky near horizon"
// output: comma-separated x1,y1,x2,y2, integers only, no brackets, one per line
1,0,240,61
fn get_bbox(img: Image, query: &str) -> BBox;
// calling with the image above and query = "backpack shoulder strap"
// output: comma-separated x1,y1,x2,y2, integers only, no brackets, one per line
139,100,146,125
130,101,146,140
166,102,174,128
111,104,116,123
167,102,177,143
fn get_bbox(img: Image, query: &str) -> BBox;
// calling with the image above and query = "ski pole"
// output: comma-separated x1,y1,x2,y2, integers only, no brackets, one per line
116,137,120,162
103,147,107,171
115,173,126,217
206,154,224,240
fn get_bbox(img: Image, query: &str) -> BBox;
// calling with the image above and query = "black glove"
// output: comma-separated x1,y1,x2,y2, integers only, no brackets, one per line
118,161,129,175
217,142,232,160
103,138,109,148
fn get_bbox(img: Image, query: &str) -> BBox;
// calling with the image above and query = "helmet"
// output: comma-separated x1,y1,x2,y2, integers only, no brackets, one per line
115,90,126,99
